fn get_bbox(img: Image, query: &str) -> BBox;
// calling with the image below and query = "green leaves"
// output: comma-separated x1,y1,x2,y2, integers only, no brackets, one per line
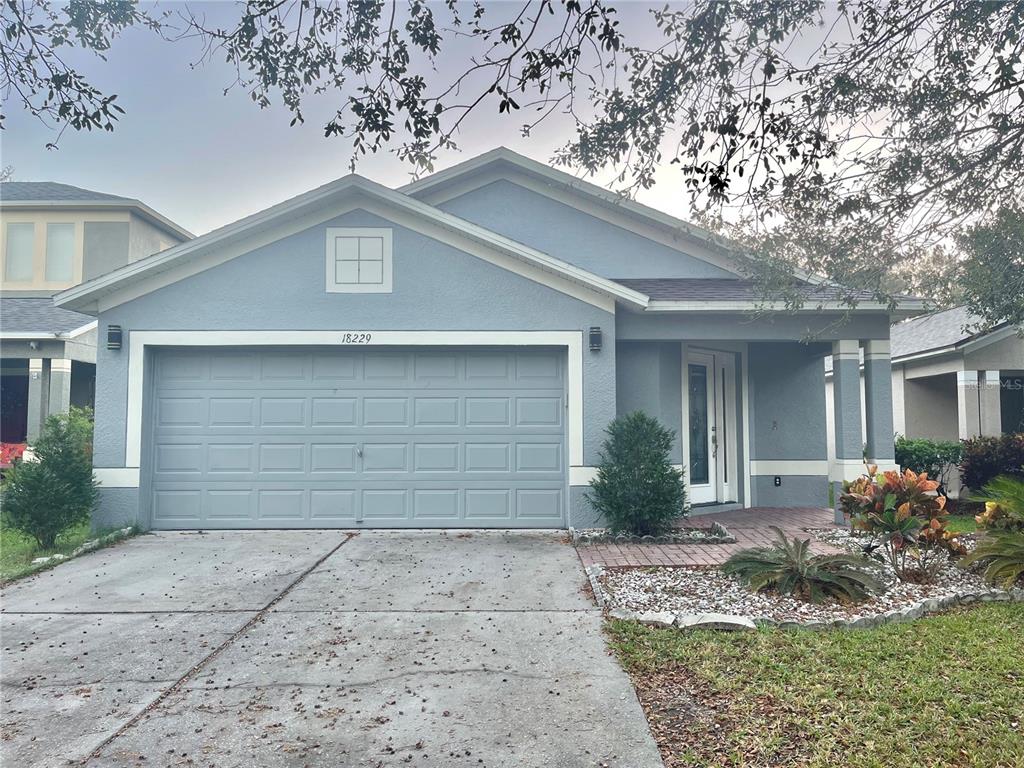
587,411,686,536
723,526,884,604
1,407,98,550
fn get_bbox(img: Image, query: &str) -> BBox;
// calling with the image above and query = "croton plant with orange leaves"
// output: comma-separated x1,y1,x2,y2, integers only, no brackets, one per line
840,465,966,583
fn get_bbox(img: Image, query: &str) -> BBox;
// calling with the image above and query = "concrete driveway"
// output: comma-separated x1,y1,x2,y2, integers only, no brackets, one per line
1,530,662,767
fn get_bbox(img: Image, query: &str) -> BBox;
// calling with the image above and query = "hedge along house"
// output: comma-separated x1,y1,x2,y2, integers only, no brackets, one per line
55,149,925,531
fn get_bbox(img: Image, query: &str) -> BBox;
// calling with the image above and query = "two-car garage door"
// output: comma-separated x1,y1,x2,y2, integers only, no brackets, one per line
148,347,566,529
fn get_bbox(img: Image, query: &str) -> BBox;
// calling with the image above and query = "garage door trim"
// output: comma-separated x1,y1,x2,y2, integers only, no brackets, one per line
97,332,586,522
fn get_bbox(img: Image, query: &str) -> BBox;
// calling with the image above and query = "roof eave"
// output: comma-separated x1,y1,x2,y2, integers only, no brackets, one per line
0,199,193,241
55,175,648,313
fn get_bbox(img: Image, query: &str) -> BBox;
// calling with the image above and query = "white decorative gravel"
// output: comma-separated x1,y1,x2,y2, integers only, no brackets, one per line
599,528,996,624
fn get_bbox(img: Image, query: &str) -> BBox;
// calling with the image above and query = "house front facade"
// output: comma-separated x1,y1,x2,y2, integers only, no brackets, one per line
55,149,922,531
0,182,190,446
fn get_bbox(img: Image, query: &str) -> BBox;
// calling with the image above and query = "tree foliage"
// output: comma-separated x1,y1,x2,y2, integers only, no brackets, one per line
3,0,1022,320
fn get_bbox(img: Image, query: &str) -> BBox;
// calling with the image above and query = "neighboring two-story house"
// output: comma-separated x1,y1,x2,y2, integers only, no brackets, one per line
1,182,191,444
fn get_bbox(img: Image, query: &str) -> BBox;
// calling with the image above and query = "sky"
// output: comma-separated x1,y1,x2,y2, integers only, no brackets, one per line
1,1,693,236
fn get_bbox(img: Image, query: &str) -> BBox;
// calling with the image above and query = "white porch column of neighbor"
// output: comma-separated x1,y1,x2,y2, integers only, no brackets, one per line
26,358,45,442
47,358,73,418
957,370,983,439
863,340,897,466
979,370,1003,437
830,340,864,524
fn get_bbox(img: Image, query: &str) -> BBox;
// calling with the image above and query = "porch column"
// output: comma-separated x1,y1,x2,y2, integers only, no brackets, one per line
863,341,895,464
957,370,982,438
26,358,44,442
831,340,863,524
979,371,1002,436
48,358,72,417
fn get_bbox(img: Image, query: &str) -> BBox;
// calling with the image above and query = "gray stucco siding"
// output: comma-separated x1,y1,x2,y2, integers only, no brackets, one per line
752,475,829,508
749,342,829,462
438,179,735,280
91,208,615,528
616,342,683,463
618,311,891,342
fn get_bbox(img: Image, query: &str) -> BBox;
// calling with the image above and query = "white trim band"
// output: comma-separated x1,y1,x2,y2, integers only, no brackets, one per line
751,460,829,476
50,358,72,374
94,468,141,487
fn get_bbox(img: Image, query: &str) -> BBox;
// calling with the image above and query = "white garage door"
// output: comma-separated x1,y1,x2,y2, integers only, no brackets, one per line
147,347,566,529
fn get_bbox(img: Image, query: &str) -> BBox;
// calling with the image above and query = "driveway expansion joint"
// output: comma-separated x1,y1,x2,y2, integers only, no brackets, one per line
76,532,357,766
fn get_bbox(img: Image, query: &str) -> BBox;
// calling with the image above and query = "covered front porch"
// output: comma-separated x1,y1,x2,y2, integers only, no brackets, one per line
614,299,902,515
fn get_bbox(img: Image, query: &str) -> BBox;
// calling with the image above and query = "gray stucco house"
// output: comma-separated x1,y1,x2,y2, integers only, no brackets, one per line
54,149,924,530
1,182,190,445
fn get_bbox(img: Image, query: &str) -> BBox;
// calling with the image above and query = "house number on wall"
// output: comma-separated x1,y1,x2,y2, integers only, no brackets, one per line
340,333,373,344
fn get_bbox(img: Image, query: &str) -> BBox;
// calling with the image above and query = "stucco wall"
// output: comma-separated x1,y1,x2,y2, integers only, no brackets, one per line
92,208,615,528
128,213,179,262
437,179,735,280
904,374,959,441
748,342,829,506
615,342,683,463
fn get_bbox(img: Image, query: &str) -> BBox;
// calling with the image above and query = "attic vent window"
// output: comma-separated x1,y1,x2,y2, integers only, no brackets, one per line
326,227,393,293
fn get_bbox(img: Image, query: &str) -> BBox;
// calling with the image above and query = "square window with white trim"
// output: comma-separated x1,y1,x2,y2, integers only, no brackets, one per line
326,228,392,293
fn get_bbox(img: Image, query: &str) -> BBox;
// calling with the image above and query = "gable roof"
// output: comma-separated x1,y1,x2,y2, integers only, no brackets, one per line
401,147,740,259
0,297,96,338
2,181,131,202
54,174,649,314
1,181,194,242
891,306,1010,360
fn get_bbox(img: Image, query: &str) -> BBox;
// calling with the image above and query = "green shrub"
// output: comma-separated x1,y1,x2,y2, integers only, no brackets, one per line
894,436,962,492
961,476,1024,588
1,408,98,549
960,434,1024,491
960,530,1024,588
587,411,686,535
972,475,1024,531
722,526,884,604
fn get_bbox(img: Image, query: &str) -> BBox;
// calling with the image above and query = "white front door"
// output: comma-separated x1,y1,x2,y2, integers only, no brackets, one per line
686,350,737,505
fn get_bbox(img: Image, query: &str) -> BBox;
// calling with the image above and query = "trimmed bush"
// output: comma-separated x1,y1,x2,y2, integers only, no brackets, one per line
960,434,1024,491
894,436,962,493
587,411,686,536
1,408,98,550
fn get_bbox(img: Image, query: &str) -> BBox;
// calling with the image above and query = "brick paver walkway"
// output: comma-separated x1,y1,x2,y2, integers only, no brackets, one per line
577,507,843,568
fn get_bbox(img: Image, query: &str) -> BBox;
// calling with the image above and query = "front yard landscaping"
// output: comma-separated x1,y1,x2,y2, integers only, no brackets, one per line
608,603,1024,768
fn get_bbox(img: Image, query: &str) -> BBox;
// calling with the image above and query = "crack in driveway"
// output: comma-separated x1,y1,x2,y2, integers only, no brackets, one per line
75,532,357,766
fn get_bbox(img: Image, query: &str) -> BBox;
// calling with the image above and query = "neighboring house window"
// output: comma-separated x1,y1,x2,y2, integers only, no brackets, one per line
4,222,35,282
325,227,392,293
45,223,75,282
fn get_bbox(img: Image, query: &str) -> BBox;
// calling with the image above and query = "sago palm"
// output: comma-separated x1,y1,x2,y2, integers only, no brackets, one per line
723,526,885,604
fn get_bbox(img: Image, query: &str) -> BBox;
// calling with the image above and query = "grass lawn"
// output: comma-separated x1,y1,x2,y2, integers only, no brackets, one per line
608,603,1024,768
946,514,978,534
0,520,95,582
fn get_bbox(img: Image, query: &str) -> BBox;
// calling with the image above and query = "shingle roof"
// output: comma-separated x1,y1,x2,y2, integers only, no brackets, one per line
890,306,993,359
613,277,874,302
0,298,95,335
0,181,132,203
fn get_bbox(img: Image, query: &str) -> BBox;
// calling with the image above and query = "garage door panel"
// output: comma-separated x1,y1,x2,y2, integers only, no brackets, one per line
149,347,565,529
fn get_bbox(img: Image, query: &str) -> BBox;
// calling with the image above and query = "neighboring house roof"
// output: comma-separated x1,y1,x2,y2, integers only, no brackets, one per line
891,306,1008,360
54,174,650,314
1,181,132,202
0,181,194,242
0,297,96,338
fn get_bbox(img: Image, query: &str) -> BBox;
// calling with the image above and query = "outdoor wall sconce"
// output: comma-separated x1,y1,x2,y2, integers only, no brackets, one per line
589,326,602,352
107,325,123,351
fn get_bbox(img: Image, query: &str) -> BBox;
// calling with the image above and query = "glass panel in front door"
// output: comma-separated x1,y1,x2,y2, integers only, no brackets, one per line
688,363,709,485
